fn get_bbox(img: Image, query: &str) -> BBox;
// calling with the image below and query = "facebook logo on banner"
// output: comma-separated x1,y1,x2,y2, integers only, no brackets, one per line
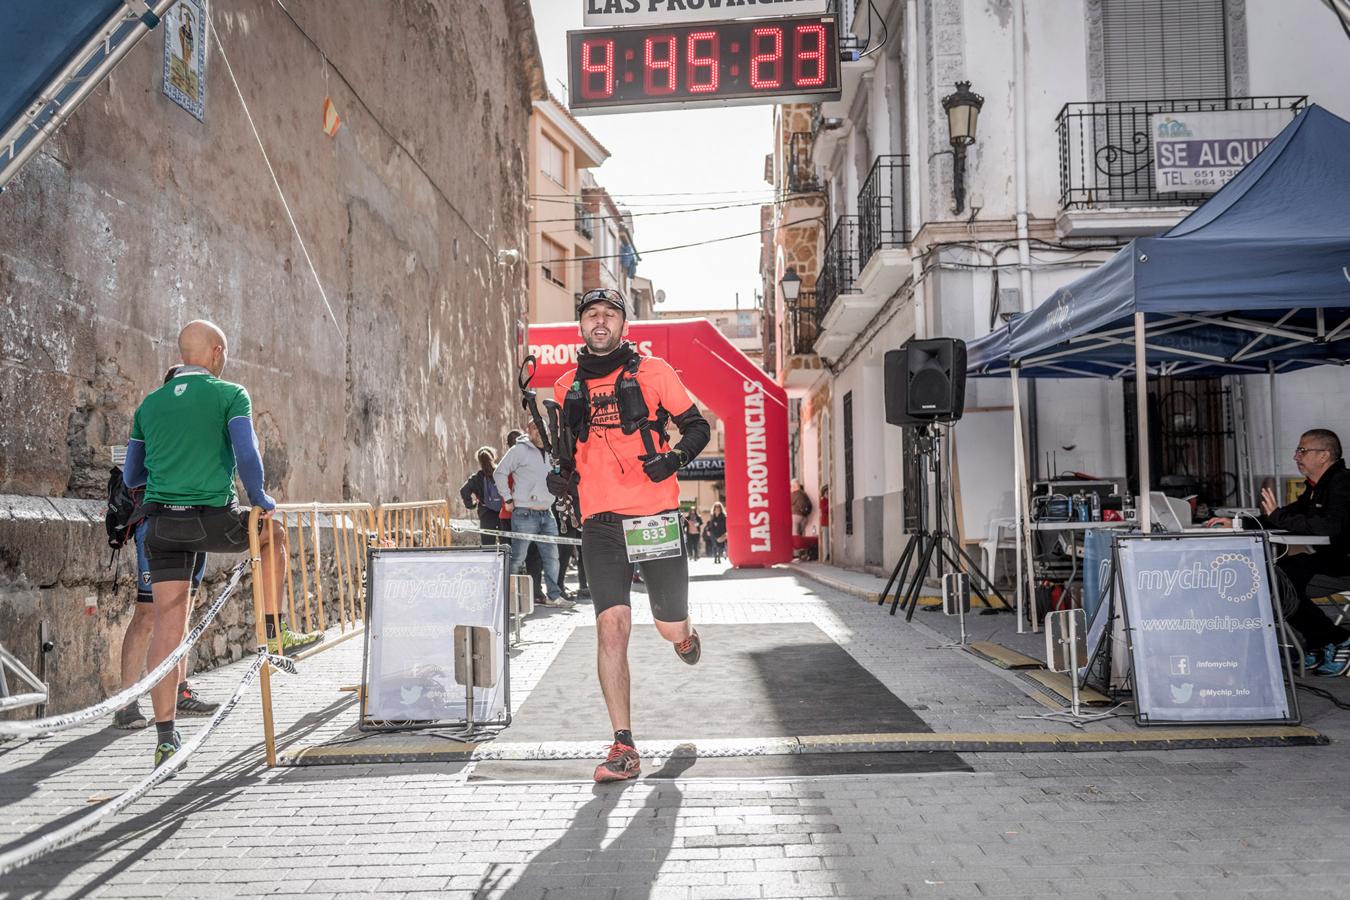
1170,656,1190,676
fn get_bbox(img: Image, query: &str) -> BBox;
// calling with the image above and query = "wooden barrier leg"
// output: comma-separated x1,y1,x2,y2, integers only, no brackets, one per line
248,507,278,768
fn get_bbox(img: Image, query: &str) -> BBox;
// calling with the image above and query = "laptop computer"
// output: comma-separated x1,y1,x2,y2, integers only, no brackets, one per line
1149,491,1235,533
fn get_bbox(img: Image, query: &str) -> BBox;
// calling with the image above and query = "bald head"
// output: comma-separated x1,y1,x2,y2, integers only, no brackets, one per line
178,320,228,375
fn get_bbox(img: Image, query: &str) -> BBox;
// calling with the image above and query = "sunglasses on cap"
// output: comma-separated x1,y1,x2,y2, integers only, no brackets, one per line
577,288,628,317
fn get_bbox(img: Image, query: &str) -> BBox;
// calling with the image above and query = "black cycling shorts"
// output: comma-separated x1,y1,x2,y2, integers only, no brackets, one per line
144,503,253,584
582,512,689,622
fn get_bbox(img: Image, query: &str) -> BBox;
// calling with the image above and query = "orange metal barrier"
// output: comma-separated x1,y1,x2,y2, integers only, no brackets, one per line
247,502,375,766
377,499,453,548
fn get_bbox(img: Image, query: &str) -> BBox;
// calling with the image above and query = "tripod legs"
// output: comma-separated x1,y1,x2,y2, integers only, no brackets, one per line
878,529,1010,621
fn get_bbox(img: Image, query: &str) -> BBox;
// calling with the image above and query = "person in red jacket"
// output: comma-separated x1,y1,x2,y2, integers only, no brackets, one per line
551,288,710,782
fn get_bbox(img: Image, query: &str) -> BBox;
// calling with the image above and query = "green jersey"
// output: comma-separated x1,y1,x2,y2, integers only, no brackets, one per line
130,372,251,506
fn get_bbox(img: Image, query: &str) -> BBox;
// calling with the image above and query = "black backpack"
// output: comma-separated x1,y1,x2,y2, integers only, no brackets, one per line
105,466,144,553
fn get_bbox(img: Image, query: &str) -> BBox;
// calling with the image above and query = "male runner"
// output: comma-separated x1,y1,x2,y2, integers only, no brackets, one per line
124,320,313,768
552,288,710,782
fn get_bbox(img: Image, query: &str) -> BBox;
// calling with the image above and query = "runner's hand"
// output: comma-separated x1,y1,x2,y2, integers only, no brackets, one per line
546,468,579,497
640,451,681,483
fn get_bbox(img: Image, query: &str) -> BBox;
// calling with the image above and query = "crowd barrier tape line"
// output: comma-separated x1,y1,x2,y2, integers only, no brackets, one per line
0,560,250,740
451,523,582,547
0,649,294,878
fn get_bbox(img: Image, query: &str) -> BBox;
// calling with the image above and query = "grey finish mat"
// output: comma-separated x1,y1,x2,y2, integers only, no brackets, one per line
471,623,968,780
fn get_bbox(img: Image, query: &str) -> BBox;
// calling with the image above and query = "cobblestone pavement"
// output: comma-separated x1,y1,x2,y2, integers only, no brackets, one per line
3,558,1350,898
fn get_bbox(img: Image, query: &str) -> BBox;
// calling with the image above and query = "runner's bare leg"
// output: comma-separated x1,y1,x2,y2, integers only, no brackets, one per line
596,605,633,733
653,618,692,644
147,580,192,722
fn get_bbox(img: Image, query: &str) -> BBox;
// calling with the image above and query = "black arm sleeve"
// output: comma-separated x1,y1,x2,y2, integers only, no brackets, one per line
670,403,711,462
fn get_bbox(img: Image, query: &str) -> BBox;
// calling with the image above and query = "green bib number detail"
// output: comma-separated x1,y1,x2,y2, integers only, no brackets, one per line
622,513,683,563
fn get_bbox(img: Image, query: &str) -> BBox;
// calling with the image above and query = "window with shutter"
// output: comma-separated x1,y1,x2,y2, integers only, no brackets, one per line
1101,0,1229,100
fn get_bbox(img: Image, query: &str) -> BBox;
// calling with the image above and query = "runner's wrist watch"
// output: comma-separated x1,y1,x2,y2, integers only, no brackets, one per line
672,448,689,466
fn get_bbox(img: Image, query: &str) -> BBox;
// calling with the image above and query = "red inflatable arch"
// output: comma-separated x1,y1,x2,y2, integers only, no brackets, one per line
527,318,793,568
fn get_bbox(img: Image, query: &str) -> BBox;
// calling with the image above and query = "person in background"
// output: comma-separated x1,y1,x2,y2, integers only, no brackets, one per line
496,420,574,609
1209,427,1350,675
684,507,703,561
503,429,546,603
554,495,587,601
460,446,505,545
706,502,728,564
790,479,813,536
113,364,218,730
818,484,831,563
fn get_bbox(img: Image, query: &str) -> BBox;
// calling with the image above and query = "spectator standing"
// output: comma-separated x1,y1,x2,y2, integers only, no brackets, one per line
503,429,546,602
819,484,831,563
706,502,728,564
684,508,703,560
790,479,813,536
123,321,318,769
495,421,574,608
459,446,505,545
113,364,219,730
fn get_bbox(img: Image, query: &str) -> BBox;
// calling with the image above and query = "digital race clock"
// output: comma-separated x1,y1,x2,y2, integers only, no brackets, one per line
567,15,841,115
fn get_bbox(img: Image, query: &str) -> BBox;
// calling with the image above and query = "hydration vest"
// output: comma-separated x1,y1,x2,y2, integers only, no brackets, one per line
563,355,670,457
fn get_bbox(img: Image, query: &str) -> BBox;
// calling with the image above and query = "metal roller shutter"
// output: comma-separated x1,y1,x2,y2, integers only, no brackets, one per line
1102,0,1229,100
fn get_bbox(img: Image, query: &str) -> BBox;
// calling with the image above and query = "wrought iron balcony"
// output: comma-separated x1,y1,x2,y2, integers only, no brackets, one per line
1056,96,1306,210
818,215,860,322
574,201,594,239
786,290,819,357
857,154,909,267
787,132,821,194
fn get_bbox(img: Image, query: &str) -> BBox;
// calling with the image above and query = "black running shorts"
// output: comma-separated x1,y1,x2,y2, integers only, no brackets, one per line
144,503,254,584
582,512,689,622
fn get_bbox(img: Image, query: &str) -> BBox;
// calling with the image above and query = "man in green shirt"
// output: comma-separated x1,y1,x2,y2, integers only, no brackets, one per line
124,320,315,768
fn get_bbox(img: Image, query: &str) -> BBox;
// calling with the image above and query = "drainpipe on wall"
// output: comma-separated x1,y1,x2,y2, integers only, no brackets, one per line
905,0,925,338
1012,0,1039,476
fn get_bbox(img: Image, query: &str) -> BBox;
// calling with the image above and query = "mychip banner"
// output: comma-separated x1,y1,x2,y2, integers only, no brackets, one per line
1116,534,1294,724
361,548,510,728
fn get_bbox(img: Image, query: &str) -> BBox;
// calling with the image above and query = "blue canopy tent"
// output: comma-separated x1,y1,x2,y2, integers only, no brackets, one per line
0,1,176,191
964,104,1350,628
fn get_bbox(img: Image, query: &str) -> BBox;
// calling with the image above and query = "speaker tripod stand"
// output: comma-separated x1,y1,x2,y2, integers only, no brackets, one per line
877,424,1010,620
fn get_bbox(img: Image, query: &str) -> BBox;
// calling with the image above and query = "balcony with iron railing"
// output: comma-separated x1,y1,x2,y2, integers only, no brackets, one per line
787,132,822,194
1055,96,1306,231
575,201,594,240
857,153,910,270
817,215,860,327
786,290,819,357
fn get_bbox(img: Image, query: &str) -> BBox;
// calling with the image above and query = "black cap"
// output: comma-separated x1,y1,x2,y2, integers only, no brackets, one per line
577,288,630,319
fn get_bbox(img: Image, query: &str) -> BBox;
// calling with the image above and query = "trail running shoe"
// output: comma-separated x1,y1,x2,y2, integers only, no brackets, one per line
268,623,325,656
1313,637,1350,676
675,630,701,666
153,730,182,770
113,702,148,730
594,741,641,783
176,685,220,717
1304,650,1321,670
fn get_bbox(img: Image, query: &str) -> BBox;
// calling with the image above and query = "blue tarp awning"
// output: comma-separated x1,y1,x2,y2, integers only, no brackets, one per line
968,104,1350,379
1,2,170,189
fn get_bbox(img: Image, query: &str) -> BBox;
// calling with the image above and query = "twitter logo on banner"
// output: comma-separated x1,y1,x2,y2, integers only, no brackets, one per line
1170,683,1194,703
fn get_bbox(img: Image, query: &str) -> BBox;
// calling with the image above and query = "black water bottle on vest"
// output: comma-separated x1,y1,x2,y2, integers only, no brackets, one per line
884,338,967,426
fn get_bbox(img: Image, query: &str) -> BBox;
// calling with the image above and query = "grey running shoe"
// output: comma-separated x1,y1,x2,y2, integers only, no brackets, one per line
176,685,220,717
540,596,577,609
674,629,701,665
113,702,148,730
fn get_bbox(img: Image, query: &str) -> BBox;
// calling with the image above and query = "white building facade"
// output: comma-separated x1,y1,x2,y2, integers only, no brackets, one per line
763,0,1350,571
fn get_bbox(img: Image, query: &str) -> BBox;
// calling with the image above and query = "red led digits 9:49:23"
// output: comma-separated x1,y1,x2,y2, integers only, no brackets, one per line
567,15,841,115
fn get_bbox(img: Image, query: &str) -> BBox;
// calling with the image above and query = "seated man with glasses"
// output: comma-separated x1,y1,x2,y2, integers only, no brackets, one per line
1211,428,1350,675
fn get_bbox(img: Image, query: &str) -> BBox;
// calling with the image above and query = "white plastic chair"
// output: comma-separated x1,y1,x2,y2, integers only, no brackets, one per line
980,516,1018,585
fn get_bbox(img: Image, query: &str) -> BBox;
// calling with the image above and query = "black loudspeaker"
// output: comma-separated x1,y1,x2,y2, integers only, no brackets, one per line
884,338,967,426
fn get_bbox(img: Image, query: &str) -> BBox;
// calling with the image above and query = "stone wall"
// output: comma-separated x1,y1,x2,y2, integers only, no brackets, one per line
0,0,542,714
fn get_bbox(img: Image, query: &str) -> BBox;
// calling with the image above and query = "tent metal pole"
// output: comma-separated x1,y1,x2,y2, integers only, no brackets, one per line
1269,362,1279,484
1134,313,1152,532
1011,368,1029,634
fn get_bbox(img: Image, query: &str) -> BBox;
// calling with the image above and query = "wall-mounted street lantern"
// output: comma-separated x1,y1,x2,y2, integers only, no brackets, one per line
780,266,802,303
941,81,984,215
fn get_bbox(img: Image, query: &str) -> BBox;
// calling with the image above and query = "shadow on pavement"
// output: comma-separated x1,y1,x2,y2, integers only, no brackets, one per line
0,727,126,812
0,692,356,894
480,749,697,899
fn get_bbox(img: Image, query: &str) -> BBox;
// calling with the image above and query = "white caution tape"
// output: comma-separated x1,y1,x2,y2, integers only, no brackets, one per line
0,560,249,739
451,523,582,546
0,649,284,876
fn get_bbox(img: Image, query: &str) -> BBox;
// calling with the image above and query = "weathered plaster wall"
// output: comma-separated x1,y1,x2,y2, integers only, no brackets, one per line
0,0,539,713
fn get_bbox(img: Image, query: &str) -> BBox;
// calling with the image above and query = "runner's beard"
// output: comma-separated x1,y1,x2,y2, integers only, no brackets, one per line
582,328,622,354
